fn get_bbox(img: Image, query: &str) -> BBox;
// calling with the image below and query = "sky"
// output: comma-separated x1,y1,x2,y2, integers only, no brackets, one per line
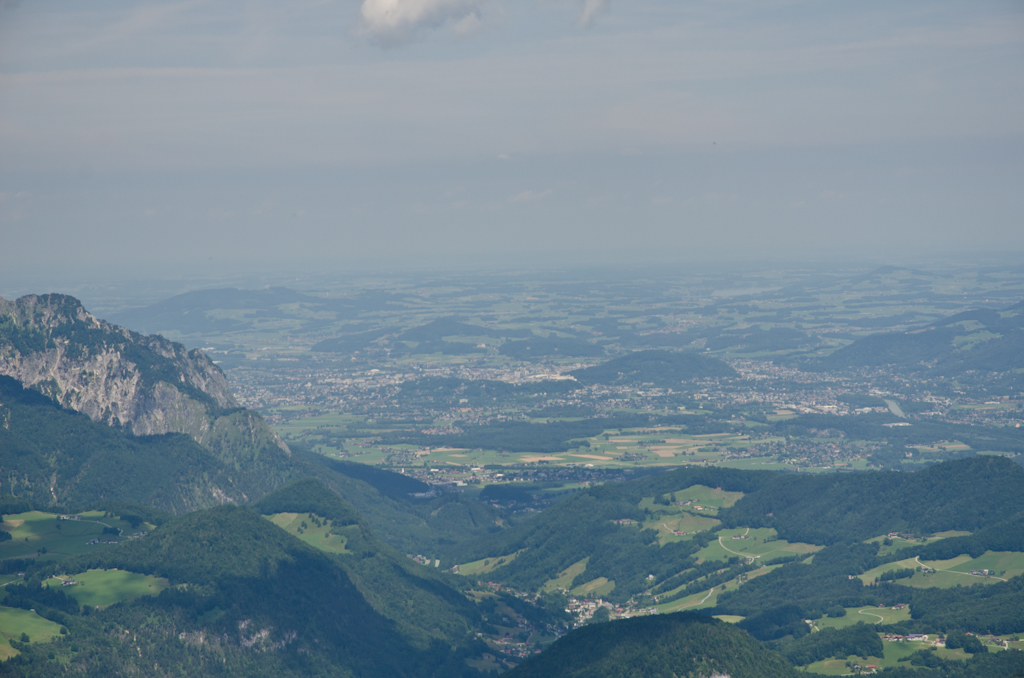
0,0,1022,283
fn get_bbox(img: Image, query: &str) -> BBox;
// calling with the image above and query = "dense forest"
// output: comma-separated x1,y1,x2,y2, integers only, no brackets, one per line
505,612,799,678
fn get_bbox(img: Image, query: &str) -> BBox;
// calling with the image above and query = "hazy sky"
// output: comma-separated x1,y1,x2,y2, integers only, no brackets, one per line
1,0,1022,280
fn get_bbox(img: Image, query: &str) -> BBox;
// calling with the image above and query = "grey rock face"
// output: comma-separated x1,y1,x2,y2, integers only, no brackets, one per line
0,293,288,459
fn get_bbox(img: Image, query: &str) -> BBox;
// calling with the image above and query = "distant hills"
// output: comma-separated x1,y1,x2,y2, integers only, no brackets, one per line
813,302,1024,373
106,286,396,336
570,349,737,387
506,612,799,678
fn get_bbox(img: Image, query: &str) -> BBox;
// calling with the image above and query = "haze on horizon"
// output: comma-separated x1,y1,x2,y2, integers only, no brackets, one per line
0,0,1022,283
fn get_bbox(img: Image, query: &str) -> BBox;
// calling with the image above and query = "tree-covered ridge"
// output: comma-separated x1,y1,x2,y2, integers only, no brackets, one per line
0,375,249,512
254,479,484,649
812,303,1024,373
569,349,737,387
907,513,1024,561
260,481,487,651
443,467,773,599
254,478,364,526
769,411,1024,459
721,456,1024,545
505,612,799,678
777,622,883,666
15,504,484,677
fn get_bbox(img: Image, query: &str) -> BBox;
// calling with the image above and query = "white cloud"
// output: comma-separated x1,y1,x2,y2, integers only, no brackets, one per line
579,0,608,28
360,0,483,43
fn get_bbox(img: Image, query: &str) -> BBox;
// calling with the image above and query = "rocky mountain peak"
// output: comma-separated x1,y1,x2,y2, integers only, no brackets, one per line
0,293,286,460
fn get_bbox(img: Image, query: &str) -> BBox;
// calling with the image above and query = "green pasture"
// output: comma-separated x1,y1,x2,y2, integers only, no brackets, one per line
264,513,352,554
643,513,721,545
0,605,63,657
655,563,782,614
571,577,614,598
802,635,980,675
0,511,144,560
457,551,524,576
694,528,822,564
713,615,745,624
872,551,1024,589
813,606,912,630
43,569,169,607
946,551,1024,579
644,484,744,510
858,557,921,585
865,530,972,556
541,558,588,592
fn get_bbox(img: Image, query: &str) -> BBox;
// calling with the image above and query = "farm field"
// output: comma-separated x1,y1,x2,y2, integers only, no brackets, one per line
263,513,353,554
43,569,169,607
570,577,614,598
541,558,588,592
866,530,972,556
642,484,744,511
856,551,1024,589
0,511,149,560
0,606,63,659
800,633,1013,675
813,606,912,630
693,528,822,564
274,416,857,476
457,551,524,576
643,512,721,545
654,563,782,614
895,551,1024,588
858,557,923,585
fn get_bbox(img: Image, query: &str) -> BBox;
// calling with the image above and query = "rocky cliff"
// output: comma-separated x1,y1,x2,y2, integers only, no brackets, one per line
0,294,289,469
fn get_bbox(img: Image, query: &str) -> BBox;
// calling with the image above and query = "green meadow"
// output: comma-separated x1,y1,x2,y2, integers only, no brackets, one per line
858,551,1024,589
570,577,614,598
655,563,783,614
0,511,148,560
541,558,588,592
813,606,912,630
643,512,721,545
457,550,524,577
43,569,170,607
0,606,63,659
865,530,973,557
693,528,822,564
264,513,353,554
803,636,972,676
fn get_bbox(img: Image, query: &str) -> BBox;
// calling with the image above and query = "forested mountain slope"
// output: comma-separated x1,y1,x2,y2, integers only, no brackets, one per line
6,504,484,677
506,612,799,678
720,456,1024,545
0,375,249,511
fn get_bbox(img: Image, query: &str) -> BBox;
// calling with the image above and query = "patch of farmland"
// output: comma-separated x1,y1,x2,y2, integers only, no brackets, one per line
43,569,169,607
694,528,822,564
264,512,352,554
457,550,525,576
